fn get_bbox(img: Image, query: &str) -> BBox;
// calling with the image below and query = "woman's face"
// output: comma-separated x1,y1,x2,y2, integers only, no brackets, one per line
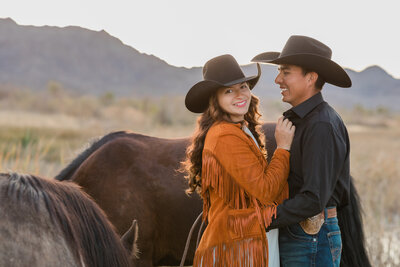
216,82,251,122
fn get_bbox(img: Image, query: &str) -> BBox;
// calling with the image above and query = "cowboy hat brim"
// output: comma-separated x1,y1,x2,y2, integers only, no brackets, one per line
185,64,261,113
252,52,351,88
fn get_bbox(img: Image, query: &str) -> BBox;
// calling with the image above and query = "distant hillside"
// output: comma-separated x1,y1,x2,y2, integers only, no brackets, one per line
0,18,201,96
0,18,399,110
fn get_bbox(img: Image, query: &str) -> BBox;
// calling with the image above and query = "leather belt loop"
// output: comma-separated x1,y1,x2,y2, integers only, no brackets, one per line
325,207,337,219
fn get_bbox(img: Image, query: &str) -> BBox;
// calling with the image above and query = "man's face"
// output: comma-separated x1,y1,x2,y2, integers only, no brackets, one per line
275,64,315,107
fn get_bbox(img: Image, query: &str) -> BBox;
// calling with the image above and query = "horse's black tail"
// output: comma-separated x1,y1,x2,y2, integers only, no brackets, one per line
338,175,371,267
55,131,128,181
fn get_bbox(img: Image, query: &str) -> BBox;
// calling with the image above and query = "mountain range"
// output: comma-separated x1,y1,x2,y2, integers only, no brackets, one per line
0,18,399,111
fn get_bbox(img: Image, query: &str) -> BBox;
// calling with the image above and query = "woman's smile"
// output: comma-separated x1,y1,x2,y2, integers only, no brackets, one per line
234,100,247,107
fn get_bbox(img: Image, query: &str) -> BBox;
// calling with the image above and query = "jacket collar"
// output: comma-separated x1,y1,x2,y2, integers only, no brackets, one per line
215,120,265,158
217,120,245,128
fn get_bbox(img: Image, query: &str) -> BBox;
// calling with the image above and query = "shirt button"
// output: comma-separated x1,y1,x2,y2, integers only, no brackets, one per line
313,238,317,242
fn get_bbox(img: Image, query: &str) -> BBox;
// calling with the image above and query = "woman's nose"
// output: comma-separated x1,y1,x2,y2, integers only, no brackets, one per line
234,89,243,97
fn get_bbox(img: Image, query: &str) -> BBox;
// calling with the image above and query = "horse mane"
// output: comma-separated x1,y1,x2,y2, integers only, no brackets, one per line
55,131,128,181
2,172,131,267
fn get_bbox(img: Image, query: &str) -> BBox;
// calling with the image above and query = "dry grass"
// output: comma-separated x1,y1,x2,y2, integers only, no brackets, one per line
348,125,400,266
0,87,399,265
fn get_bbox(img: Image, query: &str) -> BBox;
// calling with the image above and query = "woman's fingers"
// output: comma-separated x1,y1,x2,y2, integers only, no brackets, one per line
277,116,284,126
279,118,292,130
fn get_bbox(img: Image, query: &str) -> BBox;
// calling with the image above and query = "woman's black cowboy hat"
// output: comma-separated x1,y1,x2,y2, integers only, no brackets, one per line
251,35,351,88
185,54,261,113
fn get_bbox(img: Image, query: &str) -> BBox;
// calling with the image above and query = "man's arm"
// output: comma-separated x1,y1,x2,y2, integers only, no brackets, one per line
268,122,347,229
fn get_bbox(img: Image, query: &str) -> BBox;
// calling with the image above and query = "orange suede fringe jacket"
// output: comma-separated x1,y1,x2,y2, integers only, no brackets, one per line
193,121,290,267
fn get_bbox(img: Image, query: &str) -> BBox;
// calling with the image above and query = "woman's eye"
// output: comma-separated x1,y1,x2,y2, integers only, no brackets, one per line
225,89,233,94
241,85,248,89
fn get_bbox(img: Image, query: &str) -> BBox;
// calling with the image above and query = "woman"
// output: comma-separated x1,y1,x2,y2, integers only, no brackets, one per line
182,54,295,266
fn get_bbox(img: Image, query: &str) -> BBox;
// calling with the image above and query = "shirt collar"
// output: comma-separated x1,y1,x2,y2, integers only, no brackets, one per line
286,92,324,119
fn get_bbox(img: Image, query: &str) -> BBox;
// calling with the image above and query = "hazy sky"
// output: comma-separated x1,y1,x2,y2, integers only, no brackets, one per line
1,0,400,78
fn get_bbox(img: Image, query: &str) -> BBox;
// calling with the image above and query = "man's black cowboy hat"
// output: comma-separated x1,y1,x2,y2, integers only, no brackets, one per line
252,35,351,88
185,54,261,113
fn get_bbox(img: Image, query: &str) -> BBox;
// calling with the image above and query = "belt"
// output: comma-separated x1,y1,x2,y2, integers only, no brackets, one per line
324,207,337,219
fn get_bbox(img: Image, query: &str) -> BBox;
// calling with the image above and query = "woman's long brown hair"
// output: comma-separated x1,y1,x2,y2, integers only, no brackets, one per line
181,90,266,194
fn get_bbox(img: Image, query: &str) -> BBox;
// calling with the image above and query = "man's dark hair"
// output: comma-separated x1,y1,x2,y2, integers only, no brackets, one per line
301,67,326,90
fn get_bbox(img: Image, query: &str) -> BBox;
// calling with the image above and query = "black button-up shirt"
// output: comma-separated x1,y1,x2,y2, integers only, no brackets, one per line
269,92,350,229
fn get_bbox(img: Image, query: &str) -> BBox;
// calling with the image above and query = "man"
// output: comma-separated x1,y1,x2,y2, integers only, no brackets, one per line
252,35,352,266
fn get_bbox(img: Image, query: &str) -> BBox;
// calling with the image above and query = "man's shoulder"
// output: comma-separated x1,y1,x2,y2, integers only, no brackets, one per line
308,102,343,124
305,102,348,135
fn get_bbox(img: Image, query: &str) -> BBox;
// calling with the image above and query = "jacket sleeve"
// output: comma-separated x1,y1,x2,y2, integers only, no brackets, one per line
212,132,290,205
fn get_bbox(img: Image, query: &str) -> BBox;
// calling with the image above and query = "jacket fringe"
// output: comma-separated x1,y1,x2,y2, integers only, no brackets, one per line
193,237,268,267
253,198,278,229
201,151,247,210
201,151,278,230
227,212,258,239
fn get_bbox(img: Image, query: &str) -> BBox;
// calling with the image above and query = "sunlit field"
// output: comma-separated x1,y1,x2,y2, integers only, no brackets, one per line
1,88,399,266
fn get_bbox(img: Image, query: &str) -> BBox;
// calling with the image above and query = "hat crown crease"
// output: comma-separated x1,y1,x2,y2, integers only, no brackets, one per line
281,35,332,59
203,55,245,84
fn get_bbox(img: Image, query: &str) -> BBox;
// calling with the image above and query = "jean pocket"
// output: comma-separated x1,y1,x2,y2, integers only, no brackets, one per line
327,230,342,264
285,223,315,242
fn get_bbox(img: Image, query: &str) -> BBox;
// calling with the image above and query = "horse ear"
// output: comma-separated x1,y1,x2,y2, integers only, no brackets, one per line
121,219,140,259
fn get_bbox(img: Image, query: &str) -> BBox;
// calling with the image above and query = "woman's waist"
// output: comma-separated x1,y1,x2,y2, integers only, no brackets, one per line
206,200,262,238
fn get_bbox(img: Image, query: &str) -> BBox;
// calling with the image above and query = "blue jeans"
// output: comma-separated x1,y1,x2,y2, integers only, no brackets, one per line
279,209,342,267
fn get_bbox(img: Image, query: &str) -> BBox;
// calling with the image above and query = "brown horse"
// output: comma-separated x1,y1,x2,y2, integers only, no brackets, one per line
0,172,136,267
55,123,371,267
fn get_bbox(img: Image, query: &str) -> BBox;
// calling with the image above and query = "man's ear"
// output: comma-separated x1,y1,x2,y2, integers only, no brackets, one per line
307,72,318,87
307,72,316,81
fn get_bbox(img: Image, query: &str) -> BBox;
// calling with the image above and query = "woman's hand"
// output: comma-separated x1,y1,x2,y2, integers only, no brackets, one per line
275,116,295,151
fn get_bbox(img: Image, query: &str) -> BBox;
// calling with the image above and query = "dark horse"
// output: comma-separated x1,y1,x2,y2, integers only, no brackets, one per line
0,172,136,267
55,123,371,267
